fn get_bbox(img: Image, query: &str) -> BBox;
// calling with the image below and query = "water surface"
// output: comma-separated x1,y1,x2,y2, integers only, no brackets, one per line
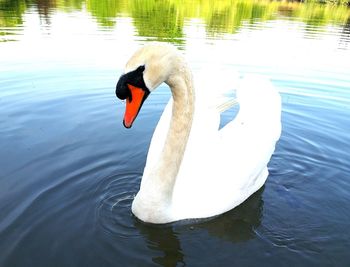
1,1,350,266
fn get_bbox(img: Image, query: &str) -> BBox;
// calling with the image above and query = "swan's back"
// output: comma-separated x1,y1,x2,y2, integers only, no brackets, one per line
172,75,281,219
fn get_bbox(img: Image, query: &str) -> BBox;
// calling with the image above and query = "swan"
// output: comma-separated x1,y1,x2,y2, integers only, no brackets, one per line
115,43,281,224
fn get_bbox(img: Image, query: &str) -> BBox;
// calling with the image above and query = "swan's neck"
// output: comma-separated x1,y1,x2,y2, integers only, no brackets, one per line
133,60,195,223
157,67,195,193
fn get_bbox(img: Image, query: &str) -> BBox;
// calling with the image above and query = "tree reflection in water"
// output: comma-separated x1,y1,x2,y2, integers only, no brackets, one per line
1,0,350,44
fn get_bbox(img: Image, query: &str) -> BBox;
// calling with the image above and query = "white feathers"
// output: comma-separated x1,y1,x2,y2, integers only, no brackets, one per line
125,43,281,223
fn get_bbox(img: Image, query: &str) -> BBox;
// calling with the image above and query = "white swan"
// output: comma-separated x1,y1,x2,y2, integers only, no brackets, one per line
115,43,281,224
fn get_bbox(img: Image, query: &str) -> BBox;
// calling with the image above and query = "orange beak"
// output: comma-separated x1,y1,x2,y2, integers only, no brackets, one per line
123,84,147,128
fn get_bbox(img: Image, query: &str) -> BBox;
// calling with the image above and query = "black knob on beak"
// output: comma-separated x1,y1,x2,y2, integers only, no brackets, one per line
116,74,130,100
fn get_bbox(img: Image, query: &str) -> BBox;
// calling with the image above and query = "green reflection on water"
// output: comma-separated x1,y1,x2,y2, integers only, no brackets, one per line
0,0,26,27
87,0,125,27
130,0,184,44
0,0,349,42
195,0,279,35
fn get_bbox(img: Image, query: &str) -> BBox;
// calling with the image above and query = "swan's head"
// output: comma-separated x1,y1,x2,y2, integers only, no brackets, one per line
115,43,179,128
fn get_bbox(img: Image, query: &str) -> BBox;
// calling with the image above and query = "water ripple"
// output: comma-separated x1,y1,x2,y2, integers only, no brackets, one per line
94,172,142,238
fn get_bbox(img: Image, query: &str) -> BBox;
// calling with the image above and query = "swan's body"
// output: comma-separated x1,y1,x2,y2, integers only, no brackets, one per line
115,43,281,224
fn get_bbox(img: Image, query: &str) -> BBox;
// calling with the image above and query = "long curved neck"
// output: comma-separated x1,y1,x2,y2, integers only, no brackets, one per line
156,64,195,195
142,59,194,204
132,53,195,223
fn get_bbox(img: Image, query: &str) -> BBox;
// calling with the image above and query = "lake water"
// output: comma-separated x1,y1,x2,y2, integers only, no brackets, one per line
1,0,350,266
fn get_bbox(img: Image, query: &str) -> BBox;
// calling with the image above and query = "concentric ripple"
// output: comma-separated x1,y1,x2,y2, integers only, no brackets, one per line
94,172,142,238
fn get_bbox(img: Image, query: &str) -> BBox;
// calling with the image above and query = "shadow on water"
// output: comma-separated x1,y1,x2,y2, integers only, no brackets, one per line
135,221,185,267
134,187,264,266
